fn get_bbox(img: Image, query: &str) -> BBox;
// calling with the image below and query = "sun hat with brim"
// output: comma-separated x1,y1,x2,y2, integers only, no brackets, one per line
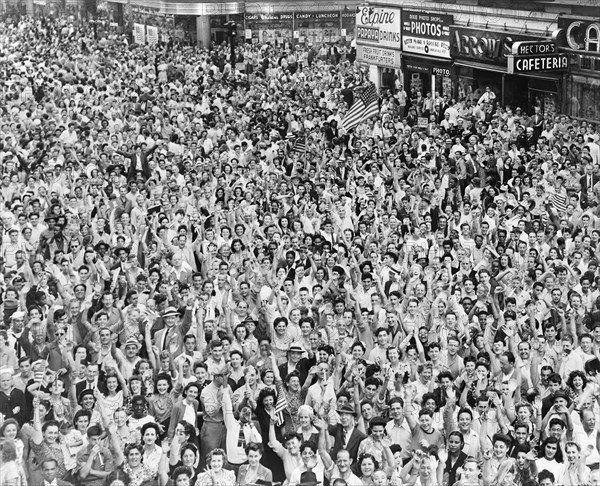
288,344,305,354
162,307,179,318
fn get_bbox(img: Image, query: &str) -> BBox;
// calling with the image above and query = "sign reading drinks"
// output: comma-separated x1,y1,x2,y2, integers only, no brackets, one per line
401,9,452,59
355,6,401,49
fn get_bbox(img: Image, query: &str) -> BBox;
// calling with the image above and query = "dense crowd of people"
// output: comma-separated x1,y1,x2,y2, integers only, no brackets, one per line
1,14,600,486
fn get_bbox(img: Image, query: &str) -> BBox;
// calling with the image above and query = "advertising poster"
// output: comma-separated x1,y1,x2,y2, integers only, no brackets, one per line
133,23,145,44
355,6,401,49
401,9,452,58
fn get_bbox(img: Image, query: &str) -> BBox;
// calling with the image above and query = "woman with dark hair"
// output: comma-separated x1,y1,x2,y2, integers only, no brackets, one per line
566,369,588,402
167,382,200,440
0,419,26,467
443,431,468,486
141,422,163,477
194,448,235,486
253,387,284,480
535,436,563,479
30,397,71,485
148,373,179,439
167,442,200,484
0,438,26,486
357,453,380,486
236,443,272,486
112,442,155,486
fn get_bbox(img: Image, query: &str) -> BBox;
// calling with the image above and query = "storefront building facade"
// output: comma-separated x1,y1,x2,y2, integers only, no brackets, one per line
355,5,402,89
450,26,561,116
556,15,600,122
401,9,453,99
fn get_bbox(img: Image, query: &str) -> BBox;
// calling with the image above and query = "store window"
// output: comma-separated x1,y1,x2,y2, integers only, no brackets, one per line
566,76,600,122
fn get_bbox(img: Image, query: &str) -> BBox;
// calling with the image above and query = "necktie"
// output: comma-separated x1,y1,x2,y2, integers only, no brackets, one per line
14,337,22,358
162,327,171,351
238,425,246,448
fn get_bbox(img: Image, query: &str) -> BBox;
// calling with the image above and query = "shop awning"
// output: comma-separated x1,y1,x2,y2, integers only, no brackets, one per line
454,60,507,73
455,59,562,81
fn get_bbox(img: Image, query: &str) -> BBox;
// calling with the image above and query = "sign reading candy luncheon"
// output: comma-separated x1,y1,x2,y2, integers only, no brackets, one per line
355,6,402,49
401,9,453,59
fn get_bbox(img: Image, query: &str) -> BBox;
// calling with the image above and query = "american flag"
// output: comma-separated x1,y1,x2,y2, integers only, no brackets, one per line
550,190,567,215
290,136,307,156
274,389,288,426
341,84,380,132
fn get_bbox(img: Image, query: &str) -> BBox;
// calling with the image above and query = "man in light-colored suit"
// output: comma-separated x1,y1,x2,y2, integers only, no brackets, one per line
154,306,191,357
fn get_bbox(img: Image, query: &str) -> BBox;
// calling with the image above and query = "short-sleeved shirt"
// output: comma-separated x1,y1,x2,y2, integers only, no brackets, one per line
76,446,115,486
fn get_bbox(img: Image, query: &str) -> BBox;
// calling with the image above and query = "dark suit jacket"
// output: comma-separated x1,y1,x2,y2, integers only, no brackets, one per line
278,357,315,387
580,174,600,207
328,424,367,462
116,145,157,181
74,374,107,402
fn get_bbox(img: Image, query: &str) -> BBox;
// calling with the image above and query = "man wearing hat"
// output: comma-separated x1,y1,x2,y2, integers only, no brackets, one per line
6,311,27,360
154,306,191,356
119,337,142,380
278,343,314,386
328,404,366,462
199,364,228,468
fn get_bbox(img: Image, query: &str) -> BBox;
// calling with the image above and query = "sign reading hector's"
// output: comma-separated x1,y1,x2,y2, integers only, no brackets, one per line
507,40,569,74
355,6,402,49
401,9,453,59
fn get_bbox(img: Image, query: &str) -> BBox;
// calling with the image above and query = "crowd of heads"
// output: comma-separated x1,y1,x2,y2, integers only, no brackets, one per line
1,12,600,486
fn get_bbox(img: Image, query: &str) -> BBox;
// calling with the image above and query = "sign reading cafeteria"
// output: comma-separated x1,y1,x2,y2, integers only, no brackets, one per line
401,9,452,59
355,6,402,49
508,54,569,73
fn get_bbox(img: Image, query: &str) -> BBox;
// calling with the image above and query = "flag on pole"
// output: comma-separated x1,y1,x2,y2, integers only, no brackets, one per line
341,84,380,132
289,135,307,156
274,389,289,426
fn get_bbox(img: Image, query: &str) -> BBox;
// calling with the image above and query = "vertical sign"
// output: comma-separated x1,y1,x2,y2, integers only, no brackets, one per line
133,23,145,44
146,25,158,45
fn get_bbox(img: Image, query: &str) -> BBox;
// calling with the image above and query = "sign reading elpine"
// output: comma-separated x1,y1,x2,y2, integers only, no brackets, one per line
508,54,569,73
355,7,402,49
401,9,452,59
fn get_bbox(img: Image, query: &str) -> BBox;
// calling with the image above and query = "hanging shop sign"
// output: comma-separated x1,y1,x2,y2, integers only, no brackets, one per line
512,41,558,56
355,6,402,49
508,53,569,73
401,9,452,59
556,16,600,53
450,26,547,66
357,45,402,69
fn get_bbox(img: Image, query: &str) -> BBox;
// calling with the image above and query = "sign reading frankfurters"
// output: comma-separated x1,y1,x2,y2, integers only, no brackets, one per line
355,7,402,49
401,9,452,59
